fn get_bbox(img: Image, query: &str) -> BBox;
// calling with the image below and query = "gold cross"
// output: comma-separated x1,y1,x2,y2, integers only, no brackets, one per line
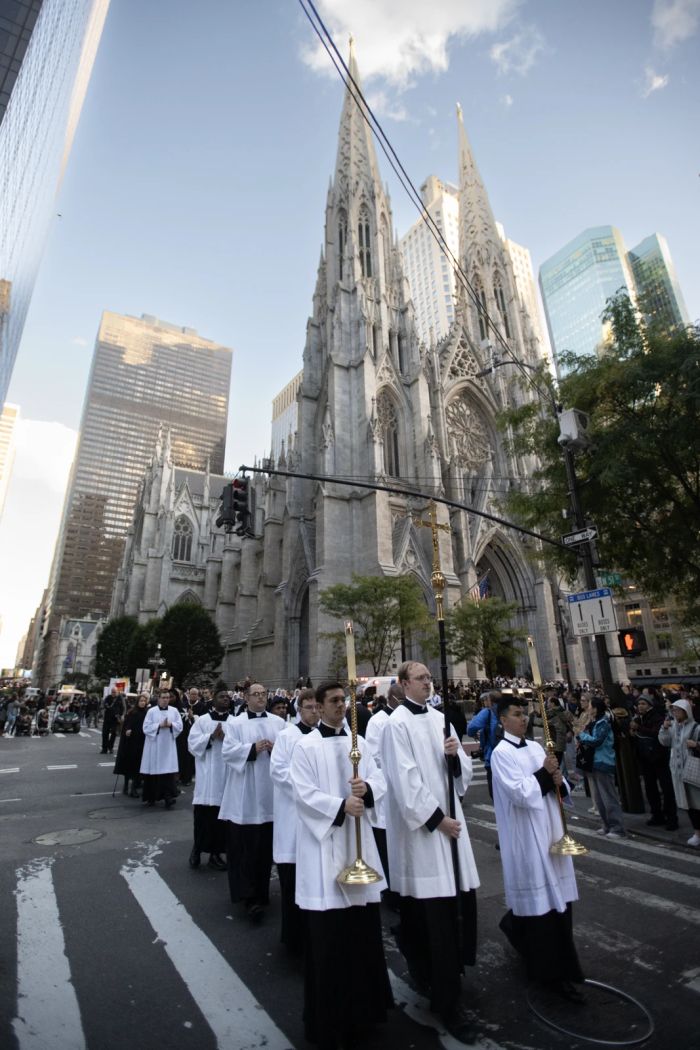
412,500,451,619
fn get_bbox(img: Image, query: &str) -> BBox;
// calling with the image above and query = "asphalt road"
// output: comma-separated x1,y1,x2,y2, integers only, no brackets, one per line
0,726,697,1050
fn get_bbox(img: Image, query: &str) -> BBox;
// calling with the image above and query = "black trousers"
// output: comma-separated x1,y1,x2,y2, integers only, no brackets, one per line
193,805,226,854
277,862,305,953
396,891,477,1021
102,721,117,751
499,902,584,985
226,821,273,906
304,904,392,1050
640,760,677,821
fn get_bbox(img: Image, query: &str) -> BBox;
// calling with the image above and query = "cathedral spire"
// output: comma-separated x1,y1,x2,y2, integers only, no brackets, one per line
456,103,499,272
331,42,382,207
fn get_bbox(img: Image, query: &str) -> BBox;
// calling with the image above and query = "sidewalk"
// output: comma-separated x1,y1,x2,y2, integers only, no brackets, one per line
565,779,698,851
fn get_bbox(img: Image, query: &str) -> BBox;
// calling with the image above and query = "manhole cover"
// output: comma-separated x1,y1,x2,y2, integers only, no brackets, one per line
34,828,104,846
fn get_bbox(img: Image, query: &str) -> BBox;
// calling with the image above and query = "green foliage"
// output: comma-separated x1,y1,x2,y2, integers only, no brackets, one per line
158,605,224,687
445,597,527,678
499,292,700,623
319,574,434,675
94,616,139,679
125,619,162,683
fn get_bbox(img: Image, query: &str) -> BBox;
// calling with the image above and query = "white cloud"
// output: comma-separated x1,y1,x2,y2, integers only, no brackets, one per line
502,93,514,107
300,0,519,88
651,0,700,49
642,66,670,96
366,90,410,122
0,420,77,667
489,25,545,76
71,336,89,346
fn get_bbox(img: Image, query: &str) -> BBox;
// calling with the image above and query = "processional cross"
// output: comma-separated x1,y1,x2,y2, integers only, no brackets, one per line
412,499,450,622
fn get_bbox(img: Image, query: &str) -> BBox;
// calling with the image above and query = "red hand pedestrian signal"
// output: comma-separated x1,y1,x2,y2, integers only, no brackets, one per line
618,628,647,656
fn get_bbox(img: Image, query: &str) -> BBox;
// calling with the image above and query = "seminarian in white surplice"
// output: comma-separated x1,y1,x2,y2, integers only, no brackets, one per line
187,690,235,871
290,681,393,1050
140,690,183,807
381,662,480,1044
491,694,585,1003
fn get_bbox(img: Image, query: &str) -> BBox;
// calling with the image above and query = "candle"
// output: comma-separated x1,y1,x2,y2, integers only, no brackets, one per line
344,620,357,682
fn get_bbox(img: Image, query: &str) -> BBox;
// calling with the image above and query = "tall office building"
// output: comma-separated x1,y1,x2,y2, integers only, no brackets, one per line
0,0,110,404
35,312,232,686
399,175,460,346
0,400,19,517
539,226,635,374
540,225,689,375
627,233,689,331
271,370,302,463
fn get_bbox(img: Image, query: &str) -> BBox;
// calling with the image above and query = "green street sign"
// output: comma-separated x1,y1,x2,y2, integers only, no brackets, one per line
599,571,622,587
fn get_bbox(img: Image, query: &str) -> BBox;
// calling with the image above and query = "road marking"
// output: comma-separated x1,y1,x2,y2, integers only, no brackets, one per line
388,969,504,1049
121,861,291,1049
470,802,700,867
606,886,700,927
97,762,113,767
0,797,21,803
46,765,78,770
681,967,700,995
53,732,65,738
70,791,114,797
0,767,20,773
87,729,101,735
79,732,91,738
13,857,86,1050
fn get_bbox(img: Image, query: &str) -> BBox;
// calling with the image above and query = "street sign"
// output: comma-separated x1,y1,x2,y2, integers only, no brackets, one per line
567,587,618,637
562,525,598,547
598,571,622,587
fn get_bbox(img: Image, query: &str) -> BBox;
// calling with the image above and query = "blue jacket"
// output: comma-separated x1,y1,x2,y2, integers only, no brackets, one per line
578,715,616,775
467,706,499,767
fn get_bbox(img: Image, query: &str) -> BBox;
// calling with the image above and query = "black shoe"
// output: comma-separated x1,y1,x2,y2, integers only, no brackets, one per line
129,790,140,799
665,820,679,830
646,815,666,826
547,980,587,1005
246,903,264,924
208,853,227,871
122,783,129,795
442,1008,478,1044
99,750,107,754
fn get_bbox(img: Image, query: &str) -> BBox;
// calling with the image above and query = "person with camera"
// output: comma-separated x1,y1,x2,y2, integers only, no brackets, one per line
630,695,677,830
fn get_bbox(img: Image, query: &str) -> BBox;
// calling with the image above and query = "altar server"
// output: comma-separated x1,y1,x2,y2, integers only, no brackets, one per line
140,689,183,808
187,690,234,871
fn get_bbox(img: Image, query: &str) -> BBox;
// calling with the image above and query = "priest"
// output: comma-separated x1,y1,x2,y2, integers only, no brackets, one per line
381,661,480,1044
490,694,585,1002
219,682,286,922
269,689,319,953
290,680,393,1050
187,690,234,871
140,689,183,808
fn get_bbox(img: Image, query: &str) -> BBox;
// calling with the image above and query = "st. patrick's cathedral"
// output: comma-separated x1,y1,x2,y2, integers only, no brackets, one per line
112,48,593,688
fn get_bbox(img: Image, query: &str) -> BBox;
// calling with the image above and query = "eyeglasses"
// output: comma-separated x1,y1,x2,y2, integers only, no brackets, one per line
248,690,266,697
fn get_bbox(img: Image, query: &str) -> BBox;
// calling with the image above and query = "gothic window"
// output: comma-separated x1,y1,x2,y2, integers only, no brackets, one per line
358,206,372,278
372,323,380,357
172,515,193,562
397,333,406,374
494,274,511,338
380,212,391,280
473,275,488,341
338,208,347,280
377,390,400,477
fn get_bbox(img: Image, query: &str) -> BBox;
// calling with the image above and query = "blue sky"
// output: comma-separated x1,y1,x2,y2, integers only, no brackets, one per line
0,0,698,666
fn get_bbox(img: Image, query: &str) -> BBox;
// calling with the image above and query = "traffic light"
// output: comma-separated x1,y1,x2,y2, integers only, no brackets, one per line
216,476,252,536
618,628,647,656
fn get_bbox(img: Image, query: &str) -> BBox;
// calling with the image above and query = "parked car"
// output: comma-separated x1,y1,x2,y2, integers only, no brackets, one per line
52,708,81,733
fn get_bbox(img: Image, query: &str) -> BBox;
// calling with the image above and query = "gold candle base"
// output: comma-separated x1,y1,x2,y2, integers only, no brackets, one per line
550,832,589,856
337,858,382,885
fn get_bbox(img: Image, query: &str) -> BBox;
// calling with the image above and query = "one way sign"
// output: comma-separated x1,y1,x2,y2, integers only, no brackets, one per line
562,525,598,547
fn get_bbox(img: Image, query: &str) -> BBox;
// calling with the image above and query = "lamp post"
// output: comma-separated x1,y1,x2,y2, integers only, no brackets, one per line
476,355,614,693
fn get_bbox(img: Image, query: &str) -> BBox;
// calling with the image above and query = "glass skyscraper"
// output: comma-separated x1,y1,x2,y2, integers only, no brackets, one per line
0,0,110,404
36,312,232,686
627,233,689,331
539,226,635,374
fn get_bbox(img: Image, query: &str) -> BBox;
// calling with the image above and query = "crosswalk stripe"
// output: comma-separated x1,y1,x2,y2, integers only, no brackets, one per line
13,857,85,1050
388,969,504,1050
605,886,700,927
470,802,700,868
0,767,20,773
121,861,292,1049
46,764,77,770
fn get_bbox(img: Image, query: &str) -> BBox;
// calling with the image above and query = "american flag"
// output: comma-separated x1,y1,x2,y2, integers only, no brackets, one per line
468,574,490,603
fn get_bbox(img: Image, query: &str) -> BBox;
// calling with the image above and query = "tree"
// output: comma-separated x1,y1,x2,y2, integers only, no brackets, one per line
446,597,528,679
94,616,139,679
319,574,434,675
125,619,162,683
499,292,700,622
158,605,224,687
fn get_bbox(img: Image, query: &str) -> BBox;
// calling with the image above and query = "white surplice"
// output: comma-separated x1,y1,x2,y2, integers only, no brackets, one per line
491,733,578,916
187,713,235,806
364,709,390,830
270,723,313,863
219,712,286,824
290,728,387,910
139,705,182,775
381,703,480,899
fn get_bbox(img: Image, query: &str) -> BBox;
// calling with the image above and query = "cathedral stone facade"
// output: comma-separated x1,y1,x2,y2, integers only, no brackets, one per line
113,48,591,688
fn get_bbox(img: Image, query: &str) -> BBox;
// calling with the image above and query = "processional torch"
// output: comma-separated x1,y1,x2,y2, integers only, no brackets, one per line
527,636,588,857
337,620,381,885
